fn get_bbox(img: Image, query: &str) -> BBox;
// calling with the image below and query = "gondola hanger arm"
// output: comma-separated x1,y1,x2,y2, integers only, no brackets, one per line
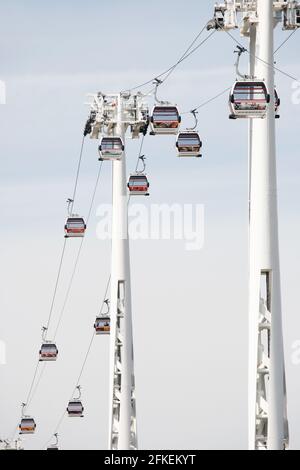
67,198,74,216
137,155,146,174
103,299,110,315
42,326,48,342
234,46,250,80
187,109,198,131
75,385,82,400
153,78,168,105
21,403,27,417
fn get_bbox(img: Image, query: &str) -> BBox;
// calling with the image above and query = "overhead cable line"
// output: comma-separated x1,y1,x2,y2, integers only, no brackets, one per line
181,86,232,114
73,275,111,391
69,136,86,215
274,29,298,54
122,23,215,93
23,361,40,413
11,359,40,441
20,160,105,425
135,135,145,172
155,24,213,87
53,162,104,341
27,363,46,409
44,134,88,337
12,128,89,441
43,275,111,449
44,239,67,335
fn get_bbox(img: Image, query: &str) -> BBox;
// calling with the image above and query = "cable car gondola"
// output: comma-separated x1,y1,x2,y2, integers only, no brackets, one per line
229,80,270,119
128,174,150,196
98,137,124,161
94,299,110,335
127,155,150,196
67,400,84,417
176,131,202,157
67,386,84,417
19,417,36,435
94,316,110,335
39,343,58,362
64,216,86,238
150,106,181,135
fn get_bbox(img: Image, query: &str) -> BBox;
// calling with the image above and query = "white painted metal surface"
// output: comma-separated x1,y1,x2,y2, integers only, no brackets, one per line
248,0,287,450
87,92,147,450
108,95,137,450
211,0,291,450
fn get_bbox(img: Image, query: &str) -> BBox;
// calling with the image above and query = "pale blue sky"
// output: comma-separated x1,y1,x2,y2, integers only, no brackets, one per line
0,0,299,450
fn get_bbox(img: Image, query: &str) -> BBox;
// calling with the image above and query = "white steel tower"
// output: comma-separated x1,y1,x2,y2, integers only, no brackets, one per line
209,0,300,450
248,0,287,451
86,92,149,450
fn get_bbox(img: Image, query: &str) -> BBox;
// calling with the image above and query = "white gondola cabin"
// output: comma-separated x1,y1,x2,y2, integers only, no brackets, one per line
128,174,150,196
64,217,86,238
229,80,270,119
39,343,58,362
94,316,110,335
98,137,124,161
176,132,202,157
150,106,181,135
19,418,36,435
67,400,84,417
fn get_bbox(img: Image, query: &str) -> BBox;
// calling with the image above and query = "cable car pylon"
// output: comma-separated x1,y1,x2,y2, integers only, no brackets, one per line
85,91,149,450
209,0,297,450
248,0,288,450
108,95,137,450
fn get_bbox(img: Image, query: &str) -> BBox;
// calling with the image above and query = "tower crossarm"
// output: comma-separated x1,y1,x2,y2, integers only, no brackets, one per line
85,92,149,140
209,1,300,35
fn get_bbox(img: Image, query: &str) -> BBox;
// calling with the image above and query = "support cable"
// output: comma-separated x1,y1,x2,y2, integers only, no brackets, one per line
11,126,90,441
122,24,215,93
274,29,298,55
10,359,40,440
147,31,216,98
27,363,46,409
135,135,145,172
181,86,232,114
155,25,213,87
42,275,111,449
53,240,84,341
44,239,67,335
53,162,104,341
16,160,105,429
24,360,40,408
44,134,88,337
69,136,86,215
